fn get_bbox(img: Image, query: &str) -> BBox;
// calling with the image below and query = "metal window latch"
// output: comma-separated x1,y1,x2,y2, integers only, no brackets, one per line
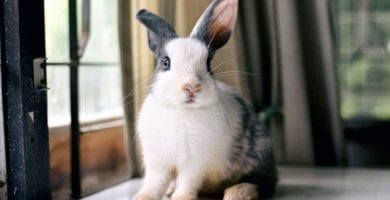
33,58,49,91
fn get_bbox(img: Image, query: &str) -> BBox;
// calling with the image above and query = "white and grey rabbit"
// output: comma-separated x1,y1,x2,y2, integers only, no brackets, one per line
134,0,277,199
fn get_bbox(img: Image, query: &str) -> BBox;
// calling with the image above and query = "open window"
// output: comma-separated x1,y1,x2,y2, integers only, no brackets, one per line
44,0,131,198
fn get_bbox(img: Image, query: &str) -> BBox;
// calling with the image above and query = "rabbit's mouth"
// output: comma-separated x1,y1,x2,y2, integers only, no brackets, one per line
184,92,197,104
185,98,196,104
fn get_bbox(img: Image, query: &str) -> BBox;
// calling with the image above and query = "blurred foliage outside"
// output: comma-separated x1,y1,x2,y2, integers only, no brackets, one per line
334,0,390,120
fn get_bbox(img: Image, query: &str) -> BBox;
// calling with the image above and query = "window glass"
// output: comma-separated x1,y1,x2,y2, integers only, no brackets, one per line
79,66,123,123
334,0,390,120
79,0,119,63
45,0,69,62
45,0,128,198
47,67,71,127
45,0,123,126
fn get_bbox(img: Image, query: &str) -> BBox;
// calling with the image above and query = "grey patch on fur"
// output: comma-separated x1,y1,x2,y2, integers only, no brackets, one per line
136,6,222,78
206,54,215,76
227,94,278,199
147,48,170,95
154,48,169,72
136,10,177,94
136,9,177,55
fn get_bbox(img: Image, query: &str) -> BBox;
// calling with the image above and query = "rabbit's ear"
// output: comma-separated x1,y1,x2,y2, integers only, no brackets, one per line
191,0,238,52
137,9,177,54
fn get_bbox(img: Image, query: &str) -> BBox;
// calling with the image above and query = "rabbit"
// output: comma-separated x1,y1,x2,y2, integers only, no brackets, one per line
134,0,277,199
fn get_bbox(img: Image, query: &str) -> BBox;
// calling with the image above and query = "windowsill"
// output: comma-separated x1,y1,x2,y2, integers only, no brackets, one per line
48,109,124,130
83,166,390,200
49,115,125,135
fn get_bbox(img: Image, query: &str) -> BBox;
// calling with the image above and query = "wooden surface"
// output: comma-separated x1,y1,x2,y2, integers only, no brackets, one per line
84,166,390,200
49,126,129,199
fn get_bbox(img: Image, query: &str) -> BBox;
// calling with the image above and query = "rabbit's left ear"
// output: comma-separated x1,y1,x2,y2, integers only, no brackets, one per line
191,0,238,52
137,9,177,54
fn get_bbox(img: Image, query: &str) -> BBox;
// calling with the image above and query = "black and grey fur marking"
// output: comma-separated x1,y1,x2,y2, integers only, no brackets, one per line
206,55,215,76
228,94,278,199
136,9,179,92
136,7,225,77
154,49,170,72
191,0,232,52
191,0,218,47
136,9,177,55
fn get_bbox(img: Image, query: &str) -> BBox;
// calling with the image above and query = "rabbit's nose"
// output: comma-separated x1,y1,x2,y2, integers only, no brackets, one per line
182,83,202,94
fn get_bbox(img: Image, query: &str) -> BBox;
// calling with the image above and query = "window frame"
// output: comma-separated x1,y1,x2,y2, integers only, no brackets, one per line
1,0,51,199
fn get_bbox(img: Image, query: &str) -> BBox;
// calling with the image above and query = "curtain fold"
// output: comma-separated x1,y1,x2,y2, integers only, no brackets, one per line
118,0,159,177
295,0,345,165
275,0,316,165
236,0,269,112
238,0,345,165
118,0,138,177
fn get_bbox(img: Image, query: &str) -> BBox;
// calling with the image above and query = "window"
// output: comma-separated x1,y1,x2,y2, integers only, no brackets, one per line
45,0,130,198
333,0,390,167
334,0,390,120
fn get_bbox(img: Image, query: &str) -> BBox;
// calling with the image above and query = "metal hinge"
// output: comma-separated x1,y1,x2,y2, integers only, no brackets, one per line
33,58,49,91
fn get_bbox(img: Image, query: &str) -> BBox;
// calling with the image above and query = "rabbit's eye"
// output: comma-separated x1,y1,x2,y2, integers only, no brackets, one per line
162,56,171,71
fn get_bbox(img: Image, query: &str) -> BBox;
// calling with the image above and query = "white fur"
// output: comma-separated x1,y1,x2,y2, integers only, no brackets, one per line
136,38,242,199
152,38,217,109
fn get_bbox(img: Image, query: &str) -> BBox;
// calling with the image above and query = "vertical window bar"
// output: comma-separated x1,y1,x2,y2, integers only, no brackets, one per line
1,0,51,199
69,0,81,198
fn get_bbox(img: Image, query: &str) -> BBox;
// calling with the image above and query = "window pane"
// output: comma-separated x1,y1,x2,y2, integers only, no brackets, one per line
45,0,129,198
334,0,390,120
79,66,123,122
79,0,119,63
48,67,71,197
45,0,69,62
47,67,70,127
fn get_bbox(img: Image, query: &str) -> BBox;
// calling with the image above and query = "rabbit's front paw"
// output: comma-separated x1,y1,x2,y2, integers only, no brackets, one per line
133,192,155,200
172,194,197,200
223,183,258,200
